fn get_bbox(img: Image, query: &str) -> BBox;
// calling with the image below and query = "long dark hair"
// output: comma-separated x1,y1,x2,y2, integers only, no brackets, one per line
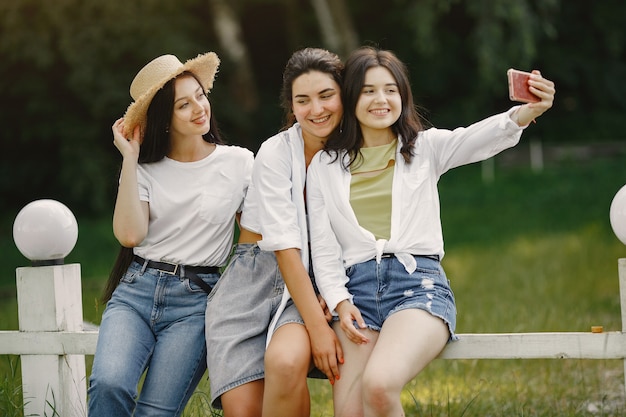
102,246,134,303
279,47,343,130
101,71,224,303
326,46,424,168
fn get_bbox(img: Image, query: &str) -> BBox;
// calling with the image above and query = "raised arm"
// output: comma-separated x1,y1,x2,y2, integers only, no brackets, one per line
112,118,149,247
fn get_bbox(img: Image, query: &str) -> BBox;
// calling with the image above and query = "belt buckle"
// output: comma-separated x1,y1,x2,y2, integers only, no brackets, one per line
159,262,179,275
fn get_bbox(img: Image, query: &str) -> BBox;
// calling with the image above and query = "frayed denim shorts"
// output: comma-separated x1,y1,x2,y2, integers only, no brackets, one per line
205,244,306,409
344,254,458,342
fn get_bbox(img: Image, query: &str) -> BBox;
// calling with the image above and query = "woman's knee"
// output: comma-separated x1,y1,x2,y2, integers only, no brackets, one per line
361,370,398,412
265,324,311,378
88,369,136,409
264,345,309,378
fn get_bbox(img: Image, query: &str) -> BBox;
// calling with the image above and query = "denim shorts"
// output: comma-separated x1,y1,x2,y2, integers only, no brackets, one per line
205,244,307,409
344,254,458,342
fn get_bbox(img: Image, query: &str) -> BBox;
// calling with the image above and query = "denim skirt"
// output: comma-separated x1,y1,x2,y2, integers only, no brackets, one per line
205,244,311,408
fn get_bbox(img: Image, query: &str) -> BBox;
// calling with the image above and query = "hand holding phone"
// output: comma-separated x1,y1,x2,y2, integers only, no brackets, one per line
507,69,540,103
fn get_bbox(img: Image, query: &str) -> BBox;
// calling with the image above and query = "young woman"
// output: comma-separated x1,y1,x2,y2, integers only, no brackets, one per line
87,53,253,417
307,46,555,417
205,47,344,417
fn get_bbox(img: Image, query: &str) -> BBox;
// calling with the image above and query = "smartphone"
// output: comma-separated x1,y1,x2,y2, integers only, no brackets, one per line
507,68,540,103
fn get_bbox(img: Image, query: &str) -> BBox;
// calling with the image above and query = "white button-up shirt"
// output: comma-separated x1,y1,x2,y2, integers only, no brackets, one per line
307,108,526,313
248,123,310,344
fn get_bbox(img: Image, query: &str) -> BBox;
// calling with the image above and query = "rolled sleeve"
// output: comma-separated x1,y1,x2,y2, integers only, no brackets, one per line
255,135,303,252
307,155,353,313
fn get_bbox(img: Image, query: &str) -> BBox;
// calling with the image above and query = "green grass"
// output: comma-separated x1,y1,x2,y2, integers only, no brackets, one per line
2,155,626,415
0,357,23,417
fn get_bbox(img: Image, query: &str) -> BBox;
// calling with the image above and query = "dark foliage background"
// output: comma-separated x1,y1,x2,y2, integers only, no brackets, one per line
1,0,624,216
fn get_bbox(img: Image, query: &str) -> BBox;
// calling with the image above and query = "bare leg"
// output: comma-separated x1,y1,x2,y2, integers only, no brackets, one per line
221,380,264,417
362,309,449,417
332,321,378,417
262,323,312,417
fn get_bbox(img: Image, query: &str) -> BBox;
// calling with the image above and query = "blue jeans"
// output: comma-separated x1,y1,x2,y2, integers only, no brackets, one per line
88,260,219,417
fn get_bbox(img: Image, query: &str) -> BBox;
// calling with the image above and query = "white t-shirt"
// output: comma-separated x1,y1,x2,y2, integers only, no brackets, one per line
133,144,253,267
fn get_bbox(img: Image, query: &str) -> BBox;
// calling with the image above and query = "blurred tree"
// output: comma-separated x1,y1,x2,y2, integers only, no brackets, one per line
1,0,624,218
538,1,626,141
346,0,625,145
208,0,258,112
371,0,560,124
0,0,222,215
310,0,358,58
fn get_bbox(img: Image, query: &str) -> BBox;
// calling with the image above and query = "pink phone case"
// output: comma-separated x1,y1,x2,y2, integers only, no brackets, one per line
507,69,540,103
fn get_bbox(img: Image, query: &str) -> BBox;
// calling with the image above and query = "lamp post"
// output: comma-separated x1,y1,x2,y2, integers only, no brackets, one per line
610,184,626,246
12,199,86,417
610,185,626,399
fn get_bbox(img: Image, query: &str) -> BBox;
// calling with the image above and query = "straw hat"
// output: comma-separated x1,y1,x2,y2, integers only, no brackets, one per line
123,52,220,136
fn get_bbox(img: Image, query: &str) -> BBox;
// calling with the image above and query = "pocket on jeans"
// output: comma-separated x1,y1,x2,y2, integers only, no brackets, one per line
414,256,441,276
184,276,214,294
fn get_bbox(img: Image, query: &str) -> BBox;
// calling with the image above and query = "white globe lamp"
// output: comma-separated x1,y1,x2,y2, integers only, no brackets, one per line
13,199,78,266
610,185,626,245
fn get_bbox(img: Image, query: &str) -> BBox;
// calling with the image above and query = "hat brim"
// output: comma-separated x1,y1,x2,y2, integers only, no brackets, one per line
123,52,220,137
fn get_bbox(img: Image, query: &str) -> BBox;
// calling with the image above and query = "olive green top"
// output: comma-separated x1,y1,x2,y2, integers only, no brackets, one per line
350,140,397,240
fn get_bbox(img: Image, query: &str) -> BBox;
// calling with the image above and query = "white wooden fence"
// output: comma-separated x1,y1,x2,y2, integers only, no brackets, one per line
1,259,626,416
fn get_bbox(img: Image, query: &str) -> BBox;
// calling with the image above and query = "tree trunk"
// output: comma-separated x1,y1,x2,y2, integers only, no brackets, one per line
207,0,258,112
309,0,359,58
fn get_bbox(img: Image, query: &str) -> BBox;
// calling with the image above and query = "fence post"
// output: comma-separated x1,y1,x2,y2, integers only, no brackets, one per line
617,258,626,393
529,138,544,173
17,264,87,417
12,199,86,416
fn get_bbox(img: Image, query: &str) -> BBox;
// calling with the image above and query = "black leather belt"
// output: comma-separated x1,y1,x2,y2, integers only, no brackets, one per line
133,255,218,293
380,253,440,261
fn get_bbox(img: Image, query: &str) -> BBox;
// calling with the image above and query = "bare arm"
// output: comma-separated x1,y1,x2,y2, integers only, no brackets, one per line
111,118,149,247
275,248,343,383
